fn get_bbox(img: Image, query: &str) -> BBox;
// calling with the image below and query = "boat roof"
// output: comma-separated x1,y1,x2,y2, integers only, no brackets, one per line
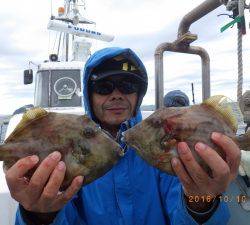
38,60,85,71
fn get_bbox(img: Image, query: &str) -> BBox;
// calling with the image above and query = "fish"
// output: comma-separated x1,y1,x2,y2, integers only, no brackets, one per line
124,95,250,175
0,108,124,189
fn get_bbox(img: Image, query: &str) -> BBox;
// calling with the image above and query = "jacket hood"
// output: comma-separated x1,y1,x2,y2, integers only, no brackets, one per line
164,90,190,107
83,47,148,126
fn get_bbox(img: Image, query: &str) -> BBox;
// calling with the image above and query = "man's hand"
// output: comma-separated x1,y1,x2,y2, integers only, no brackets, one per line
5,151,83,213
171,132,241,212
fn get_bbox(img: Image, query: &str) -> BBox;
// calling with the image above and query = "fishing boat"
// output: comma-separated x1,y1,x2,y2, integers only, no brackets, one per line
0,0,250,224
0,0,114,224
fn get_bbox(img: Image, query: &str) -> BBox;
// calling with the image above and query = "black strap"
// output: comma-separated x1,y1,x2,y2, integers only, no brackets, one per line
185,196,220,224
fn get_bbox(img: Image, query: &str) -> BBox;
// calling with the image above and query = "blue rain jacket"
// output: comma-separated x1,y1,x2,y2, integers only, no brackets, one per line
15,47,230,225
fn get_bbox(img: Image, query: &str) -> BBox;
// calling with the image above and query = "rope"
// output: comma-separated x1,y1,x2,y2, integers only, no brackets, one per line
237,28,243,102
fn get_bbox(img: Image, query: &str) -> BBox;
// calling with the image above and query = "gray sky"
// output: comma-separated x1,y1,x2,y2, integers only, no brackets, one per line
0,0,250,115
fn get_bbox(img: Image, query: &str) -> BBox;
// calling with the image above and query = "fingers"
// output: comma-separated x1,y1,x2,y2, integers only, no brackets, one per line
6,152,83,213
195,142,230,183
39,175,83,212
211,132,241,177
171,157,194,192
57,176,83,205
28,151,61,199
173,135,241,199
5,155,39,190
41,161,66,202
6,155,39,178
177,142,208,185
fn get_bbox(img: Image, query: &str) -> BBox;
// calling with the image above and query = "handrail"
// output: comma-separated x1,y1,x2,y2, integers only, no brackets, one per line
155,43,210,109
154,0,223,109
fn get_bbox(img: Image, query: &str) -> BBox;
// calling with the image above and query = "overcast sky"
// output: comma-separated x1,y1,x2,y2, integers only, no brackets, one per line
0,0,250,115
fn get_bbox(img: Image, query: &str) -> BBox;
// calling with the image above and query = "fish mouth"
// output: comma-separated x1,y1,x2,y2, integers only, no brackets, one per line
121,130,140,150
101,129,124,157
102,129,115,140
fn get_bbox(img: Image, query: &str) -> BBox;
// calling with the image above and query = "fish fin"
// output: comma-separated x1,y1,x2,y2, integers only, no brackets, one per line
0,144,7,161
5,107,48,142
0,142,27,171
0,143,15,161
202,95,238,133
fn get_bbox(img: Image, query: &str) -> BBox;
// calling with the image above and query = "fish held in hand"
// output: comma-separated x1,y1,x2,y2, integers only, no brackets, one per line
124,95,250,175
0,108,124,189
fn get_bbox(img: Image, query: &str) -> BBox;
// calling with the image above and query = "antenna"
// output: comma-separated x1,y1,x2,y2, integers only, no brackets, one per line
48,20,114,42
48,0,114,61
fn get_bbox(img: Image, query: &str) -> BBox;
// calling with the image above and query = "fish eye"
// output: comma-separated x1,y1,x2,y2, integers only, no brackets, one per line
160,134,177,151
160,133,172,146
82,126,96,138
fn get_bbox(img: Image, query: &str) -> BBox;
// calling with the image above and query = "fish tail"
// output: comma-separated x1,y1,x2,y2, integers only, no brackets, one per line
0,142,21,161
235,131,250,151
0,143,10,161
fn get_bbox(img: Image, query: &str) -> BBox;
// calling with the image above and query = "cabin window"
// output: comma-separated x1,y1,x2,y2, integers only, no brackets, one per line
34,69,82,107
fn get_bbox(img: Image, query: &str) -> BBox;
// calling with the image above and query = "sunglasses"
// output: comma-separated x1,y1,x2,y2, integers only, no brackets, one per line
91,78,140,95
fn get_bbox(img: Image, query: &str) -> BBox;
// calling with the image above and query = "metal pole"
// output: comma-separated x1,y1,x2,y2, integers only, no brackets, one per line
65,0,71,61
178,0,222,37
154,0,224,109
154,43,210,109
155,50,164,109
191,83,195,104
66,33,69,61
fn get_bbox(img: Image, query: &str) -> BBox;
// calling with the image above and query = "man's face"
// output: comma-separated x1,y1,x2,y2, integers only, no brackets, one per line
91,76,138,127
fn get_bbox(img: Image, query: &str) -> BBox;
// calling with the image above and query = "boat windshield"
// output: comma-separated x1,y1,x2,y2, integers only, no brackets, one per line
34,69,82,108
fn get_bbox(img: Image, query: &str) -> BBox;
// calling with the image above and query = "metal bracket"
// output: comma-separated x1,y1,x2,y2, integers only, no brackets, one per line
173,32,198,46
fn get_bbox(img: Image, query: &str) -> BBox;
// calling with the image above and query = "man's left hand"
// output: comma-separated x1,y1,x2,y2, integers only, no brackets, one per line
171,132,241,212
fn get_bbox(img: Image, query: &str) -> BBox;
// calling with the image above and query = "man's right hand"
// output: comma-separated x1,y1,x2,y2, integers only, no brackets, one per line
5,151,83,213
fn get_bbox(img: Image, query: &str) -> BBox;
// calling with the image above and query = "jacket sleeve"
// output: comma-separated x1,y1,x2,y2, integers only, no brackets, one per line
159,173,230,225
15,198,87,225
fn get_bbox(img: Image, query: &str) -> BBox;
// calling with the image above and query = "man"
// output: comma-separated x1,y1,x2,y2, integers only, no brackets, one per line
6,47,240,225
164,90,190,107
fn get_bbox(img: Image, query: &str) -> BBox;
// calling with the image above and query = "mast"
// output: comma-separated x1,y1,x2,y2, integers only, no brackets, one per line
65,0,71,61
48,0,114,62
